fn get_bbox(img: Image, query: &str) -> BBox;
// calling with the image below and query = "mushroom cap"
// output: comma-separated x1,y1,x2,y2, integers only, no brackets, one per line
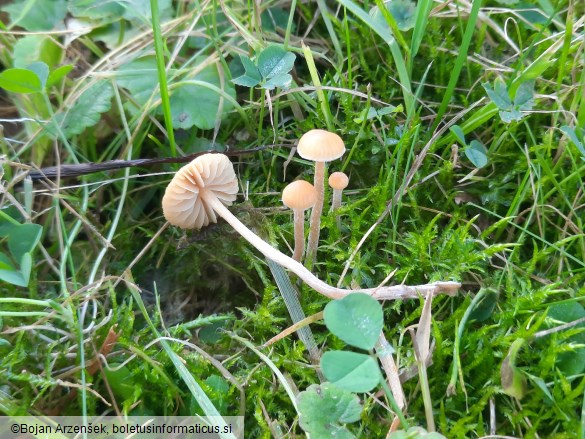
297,129,346,162
282,180,318,210
162,154,238,229
328,171,349,190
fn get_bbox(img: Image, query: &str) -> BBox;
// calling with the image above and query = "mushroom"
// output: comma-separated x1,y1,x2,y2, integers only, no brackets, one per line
282,180,318,262
297,129,346,265
162,153,461,300
328,171,349,228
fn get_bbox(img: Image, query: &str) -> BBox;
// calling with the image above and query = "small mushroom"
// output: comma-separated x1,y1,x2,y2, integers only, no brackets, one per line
282,180,318,262
328,171,349,221
297,129,346,265
162,153,462,300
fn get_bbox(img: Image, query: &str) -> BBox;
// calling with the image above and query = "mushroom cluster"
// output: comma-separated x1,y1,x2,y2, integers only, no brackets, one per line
162,153,460,301
297,129,346,265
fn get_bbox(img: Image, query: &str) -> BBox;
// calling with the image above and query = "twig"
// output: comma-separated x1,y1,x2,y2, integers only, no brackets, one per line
24,145,290,181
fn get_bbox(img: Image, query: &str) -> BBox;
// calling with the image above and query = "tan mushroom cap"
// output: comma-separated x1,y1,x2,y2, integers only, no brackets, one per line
282,180,318,210
328,171,349,190
297,129,346,162
162,154,238,229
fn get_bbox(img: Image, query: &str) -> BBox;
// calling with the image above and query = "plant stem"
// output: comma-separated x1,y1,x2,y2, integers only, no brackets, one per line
418,358,436,431
203,194,461,301
379,376,409,429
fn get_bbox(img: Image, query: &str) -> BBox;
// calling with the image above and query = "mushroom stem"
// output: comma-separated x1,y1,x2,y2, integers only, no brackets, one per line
306,161,325,267
202,193,461,301
331,189,343,212
331,189,343,230
292,210,306,262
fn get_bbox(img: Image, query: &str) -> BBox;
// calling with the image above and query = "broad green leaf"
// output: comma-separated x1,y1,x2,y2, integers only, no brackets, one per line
500,108,523,123
198,321,227,344
240,55,261,81
513,80,535,110
231,75,261,88
116,57,159,109
468,290,497,322
27,62,49,89
0,225,15,240
516,3,549,25
169,63,236,130
372,0,416,31
484,78,533,123
353,107,377,123
560,126,585,158
232,55,261,88
548,302,585,375
13,35,62,68
261,7,294,32
3,0,67,31
46,65,73,88
19,252,32,286
297,383,361,438
92,22,141,50
0,69,42,93
8,223,42,261
170,82,233,130
377,105,400,116
68,0,125,20
0,252,15,271
50,81,114,138
263,73,292,90
354,105,402,123
321,351,381,392
0,269,27,287
257,46,296,80
547,302,585,336
450,125,467,145
553,348,585,376
121,0,173,23
483,79,512,110
324,293,383,350
464,140,488,168
103,364,136,401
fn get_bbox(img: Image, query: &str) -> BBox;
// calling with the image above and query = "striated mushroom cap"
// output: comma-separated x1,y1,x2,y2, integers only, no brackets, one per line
162,154,239,229
282,180,318,211
297,129,346,162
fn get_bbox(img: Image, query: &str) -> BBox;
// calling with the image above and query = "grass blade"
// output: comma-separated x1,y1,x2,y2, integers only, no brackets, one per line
336,0,413,118
432,0,483,129
150,0,176,156
127,281,235,438
266,258,321,373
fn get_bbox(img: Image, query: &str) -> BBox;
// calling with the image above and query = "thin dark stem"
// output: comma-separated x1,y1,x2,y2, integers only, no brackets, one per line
24,145,290,181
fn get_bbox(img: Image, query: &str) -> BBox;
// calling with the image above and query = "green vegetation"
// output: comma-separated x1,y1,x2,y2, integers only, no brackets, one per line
1,0,584,437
